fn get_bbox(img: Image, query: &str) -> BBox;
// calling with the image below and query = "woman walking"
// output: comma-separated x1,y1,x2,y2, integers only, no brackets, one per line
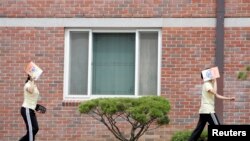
19,74,40,141
188,72,235,141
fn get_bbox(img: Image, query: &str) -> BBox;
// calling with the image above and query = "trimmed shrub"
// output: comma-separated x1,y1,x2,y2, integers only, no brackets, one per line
79,96,171,141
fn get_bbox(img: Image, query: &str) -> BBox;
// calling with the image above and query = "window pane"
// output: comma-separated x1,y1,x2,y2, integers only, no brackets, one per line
92,33,135,95
69,32,89,95
139,32,158,95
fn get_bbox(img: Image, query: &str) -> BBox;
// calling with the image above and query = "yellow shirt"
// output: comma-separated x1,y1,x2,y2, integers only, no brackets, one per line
22,81,40,110
199,81,215,113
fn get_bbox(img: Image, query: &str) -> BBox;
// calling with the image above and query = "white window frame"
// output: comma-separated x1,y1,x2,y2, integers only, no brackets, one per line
64,28,162,100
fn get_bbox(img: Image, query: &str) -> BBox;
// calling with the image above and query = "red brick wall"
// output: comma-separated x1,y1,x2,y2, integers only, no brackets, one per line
0,27,115,141
1,0,250,141
161,27,216,127
161,26,250,127
1,0,250,18
223,27,250,123
1,27,249,141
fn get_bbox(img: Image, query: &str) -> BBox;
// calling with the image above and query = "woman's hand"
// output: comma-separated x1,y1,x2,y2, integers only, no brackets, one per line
229,97,235,101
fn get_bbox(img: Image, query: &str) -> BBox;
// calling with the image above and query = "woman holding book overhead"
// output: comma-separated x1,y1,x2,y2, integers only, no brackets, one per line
188,67,235,141
19,62,45,141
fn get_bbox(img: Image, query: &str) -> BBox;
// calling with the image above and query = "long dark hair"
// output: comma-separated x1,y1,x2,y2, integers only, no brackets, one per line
25,75,31,83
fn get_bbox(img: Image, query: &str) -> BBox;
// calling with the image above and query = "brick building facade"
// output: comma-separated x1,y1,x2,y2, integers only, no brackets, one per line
0,0,249,141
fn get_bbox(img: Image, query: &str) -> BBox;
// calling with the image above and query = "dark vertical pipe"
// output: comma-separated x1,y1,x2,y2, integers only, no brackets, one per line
215,0,225,123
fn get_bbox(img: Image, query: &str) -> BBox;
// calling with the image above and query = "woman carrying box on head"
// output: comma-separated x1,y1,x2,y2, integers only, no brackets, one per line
188,69,235,141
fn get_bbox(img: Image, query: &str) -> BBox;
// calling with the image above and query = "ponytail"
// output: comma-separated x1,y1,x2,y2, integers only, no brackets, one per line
25,75,31,83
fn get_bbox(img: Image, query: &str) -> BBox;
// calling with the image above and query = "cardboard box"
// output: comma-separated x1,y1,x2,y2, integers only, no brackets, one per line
201,67,220,81
24,61,43,80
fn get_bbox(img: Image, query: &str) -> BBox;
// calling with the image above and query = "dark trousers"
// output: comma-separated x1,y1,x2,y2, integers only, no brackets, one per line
19,107,39,141
188,113,220,141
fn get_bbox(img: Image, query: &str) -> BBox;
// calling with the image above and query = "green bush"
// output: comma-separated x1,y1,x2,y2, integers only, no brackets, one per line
79,96,171,141
237,71,248,80
171,130,208,141
237,65,250,80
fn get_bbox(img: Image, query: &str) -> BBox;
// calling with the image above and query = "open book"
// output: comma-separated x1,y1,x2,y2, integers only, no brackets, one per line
201,66,220,81
24,61,43,80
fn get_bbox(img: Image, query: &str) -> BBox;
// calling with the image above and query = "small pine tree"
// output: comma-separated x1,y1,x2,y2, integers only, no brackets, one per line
79,96,171,141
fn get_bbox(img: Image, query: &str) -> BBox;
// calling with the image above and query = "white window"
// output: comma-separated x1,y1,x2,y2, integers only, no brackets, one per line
64,29,162,100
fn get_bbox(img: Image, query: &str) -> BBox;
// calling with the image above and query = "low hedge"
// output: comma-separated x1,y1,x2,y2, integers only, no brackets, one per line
171,130,208,141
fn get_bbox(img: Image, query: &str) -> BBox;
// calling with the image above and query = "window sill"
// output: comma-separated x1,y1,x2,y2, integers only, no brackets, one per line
62,100,83,107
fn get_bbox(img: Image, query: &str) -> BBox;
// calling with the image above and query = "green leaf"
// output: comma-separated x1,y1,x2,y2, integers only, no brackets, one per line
237,71,248,80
